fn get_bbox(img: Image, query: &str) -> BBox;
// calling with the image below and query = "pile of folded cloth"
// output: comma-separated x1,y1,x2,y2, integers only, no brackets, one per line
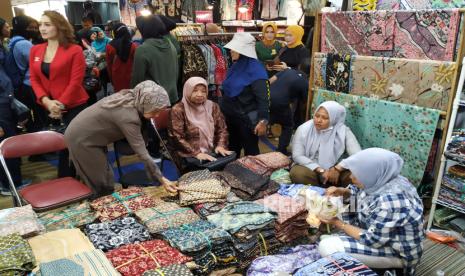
439,166,465,210
207,202,281,271
158,220,237,274
247,244,321,276
236,152,291,176
178,169,230,206
270,169,292,184
38,201,97,231
255,193,309,242
142,264,194,276
0,204,44,237
90,187,162,221
193,191,242,219
219,162,280,200
294,252,378,275
0,233,36,275
445,131,465,160
105,240,193,276
135,201,200,234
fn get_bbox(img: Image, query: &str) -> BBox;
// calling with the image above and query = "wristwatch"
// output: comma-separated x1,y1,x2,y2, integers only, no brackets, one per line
316,168,325,174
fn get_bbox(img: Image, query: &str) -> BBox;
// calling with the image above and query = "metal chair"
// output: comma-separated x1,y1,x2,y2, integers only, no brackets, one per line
0,131,92,211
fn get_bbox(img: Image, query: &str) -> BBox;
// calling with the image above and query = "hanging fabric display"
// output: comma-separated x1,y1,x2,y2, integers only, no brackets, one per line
237,0,255,20
260,0,279,19
313,89,440,186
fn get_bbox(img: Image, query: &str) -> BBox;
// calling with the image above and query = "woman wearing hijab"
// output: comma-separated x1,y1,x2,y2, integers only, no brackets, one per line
90,26,111,54
272,25,309,72
168,77,233,171
131,15,178,104
290,101,361,187
64,80,177,198
220,32,270,156
255,22,283,75
106,23,137,92
318,148,425,275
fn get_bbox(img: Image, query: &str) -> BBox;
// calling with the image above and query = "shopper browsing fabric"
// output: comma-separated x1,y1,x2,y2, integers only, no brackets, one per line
106,23,137,92
220,32,270,156
318,148,425,275
272,25,309,72
131,15,178,104
30,10,88,177
168,77,233,171
255,22,282,75
290,101,361,187
64,80,177,198
0,18,22,195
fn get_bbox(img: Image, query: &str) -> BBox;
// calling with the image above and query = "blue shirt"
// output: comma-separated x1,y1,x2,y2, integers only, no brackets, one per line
0,47,13,103
9,36,32,86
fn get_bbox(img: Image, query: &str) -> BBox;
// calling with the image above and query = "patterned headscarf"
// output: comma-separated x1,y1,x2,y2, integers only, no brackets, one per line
101,80,170,114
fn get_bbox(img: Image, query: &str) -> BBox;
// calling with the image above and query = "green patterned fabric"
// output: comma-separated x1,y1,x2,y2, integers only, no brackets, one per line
270,169,292,184
0,233,35,276
38,201,97,231
313,89,440,186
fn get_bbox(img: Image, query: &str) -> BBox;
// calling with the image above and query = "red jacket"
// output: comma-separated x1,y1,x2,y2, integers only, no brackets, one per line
30,43,89,109
106,43,137,92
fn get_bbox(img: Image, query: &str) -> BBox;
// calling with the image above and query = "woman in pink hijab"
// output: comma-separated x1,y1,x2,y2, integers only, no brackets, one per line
168,77,235,171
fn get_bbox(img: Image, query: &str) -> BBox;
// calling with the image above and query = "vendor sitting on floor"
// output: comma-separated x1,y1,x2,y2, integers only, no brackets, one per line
168,77,235,172
318,148,425,275
290,101,361,187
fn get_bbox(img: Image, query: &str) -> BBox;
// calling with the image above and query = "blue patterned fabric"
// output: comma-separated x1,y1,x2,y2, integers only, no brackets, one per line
207,202,277,234
278,184,326,197
313,89,440,186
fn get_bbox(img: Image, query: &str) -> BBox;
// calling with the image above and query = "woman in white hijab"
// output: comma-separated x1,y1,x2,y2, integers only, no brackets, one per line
318,148,425,275
290,101,361,187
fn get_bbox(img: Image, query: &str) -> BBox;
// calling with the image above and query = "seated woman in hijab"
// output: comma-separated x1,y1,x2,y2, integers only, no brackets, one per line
168,77,235,172
64,80,178,198
318,148,425,275
290,101,361,187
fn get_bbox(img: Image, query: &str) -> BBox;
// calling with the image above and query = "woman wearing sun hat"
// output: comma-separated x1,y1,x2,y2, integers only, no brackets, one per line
220,32,270,156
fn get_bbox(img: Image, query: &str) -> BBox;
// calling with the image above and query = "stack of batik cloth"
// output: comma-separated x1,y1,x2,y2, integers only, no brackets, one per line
207,202,280,271
256,193,309,243
439,165,465,210
177,169,230,206
158,220,237,274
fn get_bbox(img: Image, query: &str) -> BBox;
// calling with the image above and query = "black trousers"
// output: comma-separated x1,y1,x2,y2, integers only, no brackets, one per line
270,106,294,154
0,102,22,187
224,114,260,157
57,104,87,178
14,84,48,133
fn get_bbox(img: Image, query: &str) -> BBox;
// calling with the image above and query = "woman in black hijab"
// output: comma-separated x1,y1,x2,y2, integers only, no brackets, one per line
105,23,137,91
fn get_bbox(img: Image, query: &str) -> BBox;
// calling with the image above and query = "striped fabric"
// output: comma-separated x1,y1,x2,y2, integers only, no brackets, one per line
39,249,119,275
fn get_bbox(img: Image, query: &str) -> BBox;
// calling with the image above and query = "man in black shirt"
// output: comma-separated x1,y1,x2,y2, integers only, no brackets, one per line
269,68,308,154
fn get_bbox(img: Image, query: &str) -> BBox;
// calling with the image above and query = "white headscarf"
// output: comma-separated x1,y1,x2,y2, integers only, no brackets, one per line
306,101,347,169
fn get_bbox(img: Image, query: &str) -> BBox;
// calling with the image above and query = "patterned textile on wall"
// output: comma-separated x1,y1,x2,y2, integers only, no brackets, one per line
313,52,327,89
374,0,465,9
151,0,182,17
326,53,352,93
352,0,378,10
321,10,460,61
313,89,440,186
349,55,456,111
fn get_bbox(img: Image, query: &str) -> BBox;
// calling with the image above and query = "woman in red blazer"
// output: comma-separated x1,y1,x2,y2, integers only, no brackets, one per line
30,10,88,177
106,22,137,92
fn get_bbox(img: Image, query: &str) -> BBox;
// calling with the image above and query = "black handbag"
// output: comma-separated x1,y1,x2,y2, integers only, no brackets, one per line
83,74,101,94
9,95,30,122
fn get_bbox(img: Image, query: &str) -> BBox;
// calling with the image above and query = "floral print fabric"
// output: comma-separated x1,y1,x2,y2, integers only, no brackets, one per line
90,187,162,222
38,201,97,231
255,194,306,224
39,249,119,276
0,205,44,238
159,220,232,253
105,240,192,276
313,89,440,186
143,264,194,276
321,10,460,61
326,53,352,93
352,0,378,10
85,217,151,252
247,244,321,276
135,202,200,233
0,233,35,276
431,0,465,8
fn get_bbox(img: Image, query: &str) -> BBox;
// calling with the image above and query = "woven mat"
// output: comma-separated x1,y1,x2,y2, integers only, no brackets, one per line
416,239,465,275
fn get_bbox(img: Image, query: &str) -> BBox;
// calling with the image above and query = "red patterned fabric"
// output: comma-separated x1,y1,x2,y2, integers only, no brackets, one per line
90,187,162,221
105,240,192,276
211,44,227,84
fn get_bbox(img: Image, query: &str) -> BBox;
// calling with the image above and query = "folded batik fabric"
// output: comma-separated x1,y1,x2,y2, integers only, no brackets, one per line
255,193,306,224
38,201,96,231
105,240,192,276
135,202,200,233
0,205,44,238
247,244,321,276
85,217,151,252
207,202,277,234
0,233,35,276
178,170,230,206
237,152,291,176
193,191,242,219
143,264,194,276
39,249,118,276
28,229,95,264
90,187,162,221
160,220,233,253
270,169,292,184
